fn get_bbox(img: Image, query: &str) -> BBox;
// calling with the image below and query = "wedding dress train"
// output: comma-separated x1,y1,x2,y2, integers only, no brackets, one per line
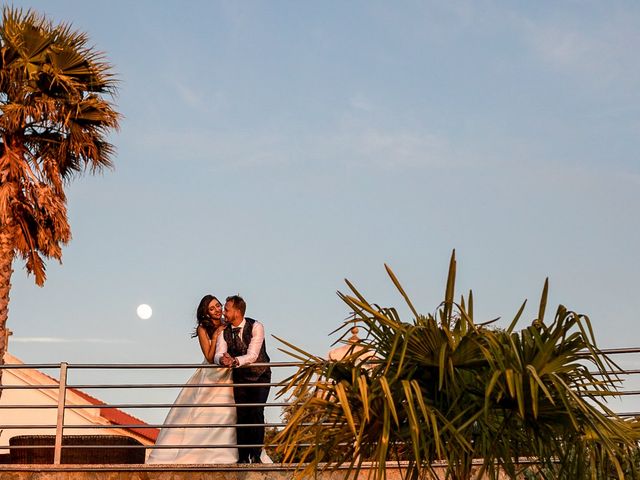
147,364,238,464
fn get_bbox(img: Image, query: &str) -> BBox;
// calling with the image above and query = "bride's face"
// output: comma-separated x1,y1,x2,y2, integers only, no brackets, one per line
207,299,223,324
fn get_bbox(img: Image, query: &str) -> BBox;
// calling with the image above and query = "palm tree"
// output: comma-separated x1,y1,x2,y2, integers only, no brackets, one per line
274,252,640,479
0,7,119,381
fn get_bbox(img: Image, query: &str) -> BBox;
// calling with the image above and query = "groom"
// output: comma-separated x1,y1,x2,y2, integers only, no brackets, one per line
215,295,271,464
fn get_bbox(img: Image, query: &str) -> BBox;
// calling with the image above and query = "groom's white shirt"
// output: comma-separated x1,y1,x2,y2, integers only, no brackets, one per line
214,318,266,367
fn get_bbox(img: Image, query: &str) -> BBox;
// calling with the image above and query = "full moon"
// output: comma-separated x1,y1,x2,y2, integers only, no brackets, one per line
136,304,153,320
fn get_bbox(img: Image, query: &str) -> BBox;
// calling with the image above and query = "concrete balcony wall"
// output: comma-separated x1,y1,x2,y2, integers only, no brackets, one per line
0,463,521,480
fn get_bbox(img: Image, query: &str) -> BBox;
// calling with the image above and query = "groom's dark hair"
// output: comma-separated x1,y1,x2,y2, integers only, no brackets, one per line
226,295,246,316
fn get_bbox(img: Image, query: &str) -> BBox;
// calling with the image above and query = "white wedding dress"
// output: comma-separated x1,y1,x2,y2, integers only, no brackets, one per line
147,363,238,464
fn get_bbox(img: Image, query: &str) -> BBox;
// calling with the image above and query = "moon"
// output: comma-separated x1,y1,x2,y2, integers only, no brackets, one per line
136,304,153,320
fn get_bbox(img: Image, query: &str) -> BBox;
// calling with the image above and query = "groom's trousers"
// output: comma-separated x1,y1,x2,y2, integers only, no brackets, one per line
233,374,271,463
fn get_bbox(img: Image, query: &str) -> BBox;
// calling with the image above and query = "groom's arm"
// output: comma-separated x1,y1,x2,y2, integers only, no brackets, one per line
213,333,228,365
235,321,265,367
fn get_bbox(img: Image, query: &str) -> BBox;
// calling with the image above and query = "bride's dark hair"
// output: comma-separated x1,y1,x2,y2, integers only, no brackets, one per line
192,294,220,338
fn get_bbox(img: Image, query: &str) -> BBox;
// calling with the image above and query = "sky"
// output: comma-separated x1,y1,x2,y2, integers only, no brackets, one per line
5,1,640,421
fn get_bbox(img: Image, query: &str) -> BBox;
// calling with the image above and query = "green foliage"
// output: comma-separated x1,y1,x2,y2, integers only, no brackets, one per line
264,426,285,463
273,252,640,480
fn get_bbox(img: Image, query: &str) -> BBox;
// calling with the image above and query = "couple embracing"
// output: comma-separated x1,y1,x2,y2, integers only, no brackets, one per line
147,295,271,464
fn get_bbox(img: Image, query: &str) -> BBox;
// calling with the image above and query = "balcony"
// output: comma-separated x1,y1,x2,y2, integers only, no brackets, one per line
0,347,638,479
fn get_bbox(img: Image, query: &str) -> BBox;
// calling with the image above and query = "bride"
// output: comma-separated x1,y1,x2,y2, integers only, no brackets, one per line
147,295,238,464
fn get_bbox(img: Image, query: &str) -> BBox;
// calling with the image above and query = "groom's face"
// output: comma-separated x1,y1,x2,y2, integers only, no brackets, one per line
224,301,241,325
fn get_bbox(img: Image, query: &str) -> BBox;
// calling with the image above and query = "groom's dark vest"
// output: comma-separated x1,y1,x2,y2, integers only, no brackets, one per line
224,317,271,383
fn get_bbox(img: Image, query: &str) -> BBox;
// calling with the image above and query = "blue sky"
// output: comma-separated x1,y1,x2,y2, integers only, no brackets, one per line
6,1,640,419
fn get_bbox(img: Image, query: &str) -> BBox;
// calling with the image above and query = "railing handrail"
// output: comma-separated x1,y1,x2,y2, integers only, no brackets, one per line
0,359,307,464
1,352,640,465
0,361,294,370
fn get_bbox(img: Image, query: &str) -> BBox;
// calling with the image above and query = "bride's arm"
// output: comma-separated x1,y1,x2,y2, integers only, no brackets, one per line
197,326,222,363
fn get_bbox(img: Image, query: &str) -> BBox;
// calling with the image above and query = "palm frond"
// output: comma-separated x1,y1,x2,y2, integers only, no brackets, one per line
0,5,119,284
273,252,640,480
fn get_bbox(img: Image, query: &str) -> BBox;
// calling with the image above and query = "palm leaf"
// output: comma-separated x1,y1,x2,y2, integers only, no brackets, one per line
274,252,639,480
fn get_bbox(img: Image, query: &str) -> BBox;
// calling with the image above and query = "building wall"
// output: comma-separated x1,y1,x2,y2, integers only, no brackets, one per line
0,353,153,450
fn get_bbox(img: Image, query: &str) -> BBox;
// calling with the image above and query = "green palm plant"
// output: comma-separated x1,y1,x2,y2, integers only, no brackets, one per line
0,7,119,378
273,252,639,479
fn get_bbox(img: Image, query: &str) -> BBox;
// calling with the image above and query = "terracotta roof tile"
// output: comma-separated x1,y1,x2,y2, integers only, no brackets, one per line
3,353,159,442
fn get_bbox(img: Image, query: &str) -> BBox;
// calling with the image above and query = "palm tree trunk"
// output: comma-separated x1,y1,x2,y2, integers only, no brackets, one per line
0,222,16,395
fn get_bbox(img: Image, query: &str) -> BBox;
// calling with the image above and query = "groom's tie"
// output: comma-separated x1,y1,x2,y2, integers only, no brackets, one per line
231,327,245,354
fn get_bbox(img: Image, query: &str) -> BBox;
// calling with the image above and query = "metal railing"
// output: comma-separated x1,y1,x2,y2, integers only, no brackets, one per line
0,361,296,464
0,348,639,465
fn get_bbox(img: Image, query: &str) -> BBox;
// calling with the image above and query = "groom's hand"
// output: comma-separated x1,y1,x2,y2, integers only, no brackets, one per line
221,353,234,367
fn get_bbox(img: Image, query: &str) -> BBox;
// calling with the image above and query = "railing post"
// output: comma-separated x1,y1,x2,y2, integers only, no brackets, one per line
54,362,68,465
